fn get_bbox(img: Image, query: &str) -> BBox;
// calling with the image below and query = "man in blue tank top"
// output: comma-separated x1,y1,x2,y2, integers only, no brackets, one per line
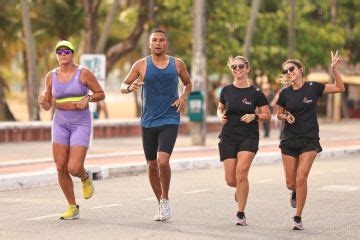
121,29,192,221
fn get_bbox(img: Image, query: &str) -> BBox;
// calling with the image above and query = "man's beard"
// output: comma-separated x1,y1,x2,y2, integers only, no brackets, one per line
153,49,164,56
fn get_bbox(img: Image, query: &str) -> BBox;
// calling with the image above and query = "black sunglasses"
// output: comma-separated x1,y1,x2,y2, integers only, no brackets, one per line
231,64,246,70
56,49,72,55
282,66,296,74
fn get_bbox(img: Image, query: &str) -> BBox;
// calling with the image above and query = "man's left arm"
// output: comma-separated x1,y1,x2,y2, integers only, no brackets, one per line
172,59,192,112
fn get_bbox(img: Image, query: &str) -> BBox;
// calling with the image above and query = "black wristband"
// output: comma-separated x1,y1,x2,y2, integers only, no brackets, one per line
255,114,259,121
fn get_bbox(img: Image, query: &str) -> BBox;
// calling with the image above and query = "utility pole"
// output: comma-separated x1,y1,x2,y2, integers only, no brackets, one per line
191,0,207,145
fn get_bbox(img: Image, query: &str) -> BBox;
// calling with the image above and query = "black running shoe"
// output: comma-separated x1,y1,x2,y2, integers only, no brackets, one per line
292,216,303,230
236,212,247,226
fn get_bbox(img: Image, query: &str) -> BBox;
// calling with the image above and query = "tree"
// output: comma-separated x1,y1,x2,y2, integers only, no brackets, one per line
0,1,18,121
243,0,261,58
288,0,296,58
95,0,120,53
327,0,336,120
20,0,39,120
82,0,101,53
105,0,148,73
191,0,207,145
0,75,16,121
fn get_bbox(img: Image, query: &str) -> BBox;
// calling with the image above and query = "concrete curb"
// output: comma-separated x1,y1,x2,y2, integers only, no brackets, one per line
1,146,360,192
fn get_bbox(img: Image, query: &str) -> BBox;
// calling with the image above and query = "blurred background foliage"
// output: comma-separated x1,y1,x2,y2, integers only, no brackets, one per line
0,0,359,120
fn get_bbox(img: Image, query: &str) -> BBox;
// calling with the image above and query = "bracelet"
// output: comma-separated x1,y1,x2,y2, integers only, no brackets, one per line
87,95,92,102
127,85,132,92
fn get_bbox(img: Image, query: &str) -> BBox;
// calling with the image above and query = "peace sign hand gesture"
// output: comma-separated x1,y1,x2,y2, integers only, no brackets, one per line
331,50,341,70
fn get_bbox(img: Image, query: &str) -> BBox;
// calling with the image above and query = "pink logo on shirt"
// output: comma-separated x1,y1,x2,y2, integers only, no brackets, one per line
303,97,313,104
242,98,252,105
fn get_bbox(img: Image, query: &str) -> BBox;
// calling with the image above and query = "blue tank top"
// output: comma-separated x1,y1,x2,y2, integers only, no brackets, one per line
51,66,88,99
141,56,180,128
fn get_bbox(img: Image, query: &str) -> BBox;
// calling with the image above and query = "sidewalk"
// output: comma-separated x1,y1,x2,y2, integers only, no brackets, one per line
0,119,360,191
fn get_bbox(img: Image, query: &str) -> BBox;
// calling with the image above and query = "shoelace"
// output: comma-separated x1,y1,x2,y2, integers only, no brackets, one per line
160,200,170,215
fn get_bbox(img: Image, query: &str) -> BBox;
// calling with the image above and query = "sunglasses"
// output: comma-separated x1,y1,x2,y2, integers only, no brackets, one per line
282,66,296,74
231,64,246,70
56,49,72,55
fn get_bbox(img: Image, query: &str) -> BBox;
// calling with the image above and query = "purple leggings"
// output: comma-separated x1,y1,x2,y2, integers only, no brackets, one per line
52,109,91,147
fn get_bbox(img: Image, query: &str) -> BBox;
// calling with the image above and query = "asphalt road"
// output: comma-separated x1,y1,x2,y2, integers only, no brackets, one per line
0,155,359,240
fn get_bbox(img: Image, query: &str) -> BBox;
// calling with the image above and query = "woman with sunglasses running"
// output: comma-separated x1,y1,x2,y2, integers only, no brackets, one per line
276,51,344,230
217,55,271,226
38,40,105,220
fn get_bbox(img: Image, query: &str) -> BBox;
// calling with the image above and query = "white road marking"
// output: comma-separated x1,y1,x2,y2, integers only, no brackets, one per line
255,179,273,184
143,197,157,201
184,189,209,194
91,204,121,209
331,169,347,173
0,198,38,203
319,185,360,192
25,214,59,221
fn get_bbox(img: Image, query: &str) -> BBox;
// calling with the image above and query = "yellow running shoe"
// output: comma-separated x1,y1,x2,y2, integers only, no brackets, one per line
59,205,79,220
82,170,94,199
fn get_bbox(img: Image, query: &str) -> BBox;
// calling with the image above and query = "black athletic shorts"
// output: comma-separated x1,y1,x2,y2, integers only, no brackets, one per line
279,138,322,157
218,135,259,161
142,124,179,161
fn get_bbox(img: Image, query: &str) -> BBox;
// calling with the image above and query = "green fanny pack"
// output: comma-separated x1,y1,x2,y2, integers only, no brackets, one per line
55,96,86,103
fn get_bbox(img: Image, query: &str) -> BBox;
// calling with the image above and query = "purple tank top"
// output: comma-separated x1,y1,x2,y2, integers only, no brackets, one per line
51,66,88,99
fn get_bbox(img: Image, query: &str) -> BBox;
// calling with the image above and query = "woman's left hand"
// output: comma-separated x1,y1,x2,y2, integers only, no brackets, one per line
75,96,90,109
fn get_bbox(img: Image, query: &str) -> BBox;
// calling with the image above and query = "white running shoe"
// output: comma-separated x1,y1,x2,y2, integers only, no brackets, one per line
153,214,161,221
236,216,247,226
159,198,172,221
292,216,303,230
153,205,161,221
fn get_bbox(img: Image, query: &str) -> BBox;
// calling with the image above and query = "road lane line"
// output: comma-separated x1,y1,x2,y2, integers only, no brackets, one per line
184,189,209,194
331,169,347,173
143,197,157,201
25,214,59,221
319,185,360,192
91,204,121,209
254,179,273,183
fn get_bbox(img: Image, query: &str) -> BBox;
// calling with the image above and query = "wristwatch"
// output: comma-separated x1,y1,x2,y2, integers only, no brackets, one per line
87,95,93,102
254,114,259,121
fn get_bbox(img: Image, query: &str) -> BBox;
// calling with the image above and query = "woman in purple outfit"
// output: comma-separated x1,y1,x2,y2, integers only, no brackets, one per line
38,40,105,220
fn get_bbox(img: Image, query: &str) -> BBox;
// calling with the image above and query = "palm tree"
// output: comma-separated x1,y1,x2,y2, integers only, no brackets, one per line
288,0,296,58
20,0,39,120
243,0,261,58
